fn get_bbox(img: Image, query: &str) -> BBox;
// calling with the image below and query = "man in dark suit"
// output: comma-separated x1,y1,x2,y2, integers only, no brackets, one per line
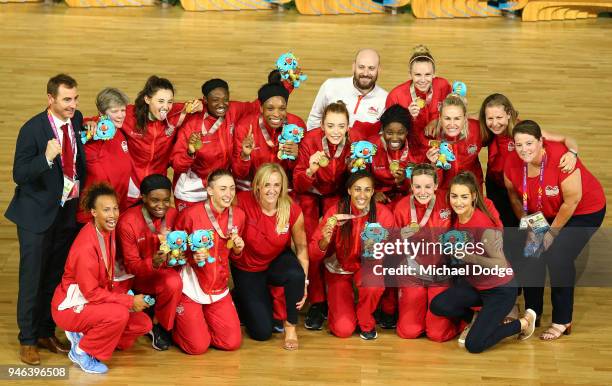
5,74,87,365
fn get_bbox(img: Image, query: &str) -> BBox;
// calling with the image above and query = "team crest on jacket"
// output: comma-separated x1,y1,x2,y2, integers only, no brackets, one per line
278,224,290,234
545,185,560,196
176,304,184,315
368,106,380,116
508,142,515,152
467,144,478,155
121,141,129,153
439,208,451,220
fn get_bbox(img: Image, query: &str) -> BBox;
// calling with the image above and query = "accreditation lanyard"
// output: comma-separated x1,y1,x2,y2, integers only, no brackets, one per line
522,150,546,213
46,110,76,174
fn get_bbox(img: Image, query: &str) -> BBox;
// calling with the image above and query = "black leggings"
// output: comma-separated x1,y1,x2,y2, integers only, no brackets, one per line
518,206,606,324
485,178,519,228
231,250,305,341
430,280,520,354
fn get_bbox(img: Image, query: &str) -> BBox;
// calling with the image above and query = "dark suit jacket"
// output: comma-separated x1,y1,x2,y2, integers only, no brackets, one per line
5,110,86,233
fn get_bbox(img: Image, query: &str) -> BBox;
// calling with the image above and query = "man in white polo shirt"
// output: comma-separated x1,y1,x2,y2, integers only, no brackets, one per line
306,48,387,138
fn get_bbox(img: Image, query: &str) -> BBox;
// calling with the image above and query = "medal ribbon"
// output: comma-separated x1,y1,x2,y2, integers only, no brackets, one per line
409,82,433,107
200,113,225,136
381,136,410,166
95,226,114,285
322,136,346,159
204,199,234,239
258,116,276,148
141,206,167,235
409,195,436,228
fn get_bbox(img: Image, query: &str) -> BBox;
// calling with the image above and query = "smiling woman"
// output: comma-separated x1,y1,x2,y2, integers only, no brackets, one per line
231,163,309,350
52,183,152,374
503,120,606,341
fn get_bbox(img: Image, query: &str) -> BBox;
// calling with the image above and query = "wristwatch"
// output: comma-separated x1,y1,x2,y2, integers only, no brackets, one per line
568,149,578,158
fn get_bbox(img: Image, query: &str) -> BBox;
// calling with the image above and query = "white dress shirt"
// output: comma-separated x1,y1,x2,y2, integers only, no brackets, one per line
306,76,388,131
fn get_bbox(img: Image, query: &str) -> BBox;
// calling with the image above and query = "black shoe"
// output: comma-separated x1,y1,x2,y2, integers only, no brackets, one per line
379,312,397,329
272,319,285,333
304,302,325,330
359,328,378,340
149,324,170,351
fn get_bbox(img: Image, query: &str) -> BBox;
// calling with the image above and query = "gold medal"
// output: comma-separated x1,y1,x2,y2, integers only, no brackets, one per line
193,136,202,151
226,239,235,249
326,216,338,228
416,98,426,109
389,160,400,173
410,222,420,232
185,101,194,114
318,155,329,167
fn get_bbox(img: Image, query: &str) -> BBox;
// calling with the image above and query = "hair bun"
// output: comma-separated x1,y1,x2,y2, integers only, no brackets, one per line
412,44,431,56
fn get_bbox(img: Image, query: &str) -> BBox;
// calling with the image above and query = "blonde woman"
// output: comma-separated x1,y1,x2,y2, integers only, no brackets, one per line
231,163,309,350
425,94,483,191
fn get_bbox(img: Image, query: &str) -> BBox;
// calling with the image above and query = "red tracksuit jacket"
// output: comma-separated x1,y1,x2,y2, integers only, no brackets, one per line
174,201,246,294
309,202,395,273
76,127,133,223
293,128,354,196
116,205,179,278
232,113,306,183
52,222,133,309
386,77,452,158
120,103,186,187
170,100,260,185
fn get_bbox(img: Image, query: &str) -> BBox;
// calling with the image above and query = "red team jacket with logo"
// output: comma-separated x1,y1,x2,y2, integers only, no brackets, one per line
231,113,306,184
76,128,133,223
386,78,452,159
309,203,395,273
504,140,605,219
116,206,179,278
170,100,260,185
174,201,246,294
231,191,302,272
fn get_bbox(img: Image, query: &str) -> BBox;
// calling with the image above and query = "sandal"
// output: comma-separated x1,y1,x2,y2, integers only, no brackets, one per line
518,309,537,340
540,323,572,341
283,324,299,351
283,337,299,351
503,303,520,324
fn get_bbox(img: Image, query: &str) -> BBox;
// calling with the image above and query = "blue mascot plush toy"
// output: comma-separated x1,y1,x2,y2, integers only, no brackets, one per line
80,115,117,144
188,229,216,267
159,230,189,266
435,141,455,170
439,230,471,266
276,52,308,88
350,141,377,173
277,123,305,160
452,81,467,98
361,222,389,259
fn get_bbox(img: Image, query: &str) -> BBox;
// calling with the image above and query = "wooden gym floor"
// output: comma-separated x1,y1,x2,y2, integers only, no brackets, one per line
1,4,612,385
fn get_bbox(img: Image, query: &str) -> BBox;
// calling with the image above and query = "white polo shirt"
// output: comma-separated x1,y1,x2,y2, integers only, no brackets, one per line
306,77,388,131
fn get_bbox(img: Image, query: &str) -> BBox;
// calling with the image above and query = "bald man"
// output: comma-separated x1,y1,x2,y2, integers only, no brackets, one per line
306,48,387,136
